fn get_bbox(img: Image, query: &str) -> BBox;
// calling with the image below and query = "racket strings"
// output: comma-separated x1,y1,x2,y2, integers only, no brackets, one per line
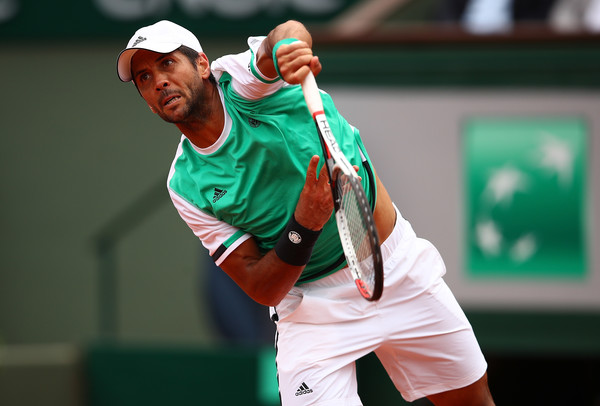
337,174,376,291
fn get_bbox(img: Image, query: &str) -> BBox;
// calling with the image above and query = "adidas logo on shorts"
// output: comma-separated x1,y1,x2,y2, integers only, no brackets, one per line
295,382,313,396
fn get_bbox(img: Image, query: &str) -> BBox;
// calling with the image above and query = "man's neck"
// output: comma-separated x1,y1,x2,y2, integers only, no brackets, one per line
177,83,224,149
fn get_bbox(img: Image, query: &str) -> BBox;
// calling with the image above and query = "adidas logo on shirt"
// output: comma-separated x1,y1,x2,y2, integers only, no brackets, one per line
248,117,261,128
295,382,313,397
213,188,227,203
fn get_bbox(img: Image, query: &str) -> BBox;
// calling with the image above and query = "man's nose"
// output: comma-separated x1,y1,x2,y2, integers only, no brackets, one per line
155,78,169,91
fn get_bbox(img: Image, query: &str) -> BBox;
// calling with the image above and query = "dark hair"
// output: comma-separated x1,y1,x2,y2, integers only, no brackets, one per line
177,45,199,67
178,45,217,86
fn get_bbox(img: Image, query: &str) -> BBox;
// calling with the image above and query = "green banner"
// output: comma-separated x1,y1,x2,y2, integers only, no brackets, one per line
464,117,588,279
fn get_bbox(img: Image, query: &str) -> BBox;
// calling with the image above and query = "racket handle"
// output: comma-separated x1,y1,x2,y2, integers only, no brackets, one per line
301,71,324,116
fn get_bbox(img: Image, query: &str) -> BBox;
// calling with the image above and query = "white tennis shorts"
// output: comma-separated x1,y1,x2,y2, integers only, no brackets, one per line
272,207,488,405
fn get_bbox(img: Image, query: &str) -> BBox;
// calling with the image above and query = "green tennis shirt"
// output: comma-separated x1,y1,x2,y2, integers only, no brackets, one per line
168,61,375,284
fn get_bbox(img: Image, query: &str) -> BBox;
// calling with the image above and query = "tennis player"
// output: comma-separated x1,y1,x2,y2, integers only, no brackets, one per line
116,19,494,406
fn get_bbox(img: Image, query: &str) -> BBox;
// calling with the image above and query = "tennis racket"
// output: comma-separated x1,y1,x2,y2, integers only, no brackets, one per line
301,71,384,301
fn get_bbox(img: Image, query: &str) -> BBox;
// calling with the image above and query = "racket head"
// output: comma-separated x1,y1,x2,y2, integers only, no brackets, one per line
332,165,384,301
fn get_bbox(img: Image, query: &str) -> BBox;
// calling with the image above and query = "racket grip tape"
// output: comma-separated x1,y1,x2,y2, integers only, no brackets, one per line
301,71,323,115
274,215,322,266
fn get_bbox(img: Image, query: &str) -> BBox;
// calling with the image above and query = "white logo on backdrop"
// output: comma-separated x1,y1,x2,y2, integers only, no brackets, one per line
94,0,341,20
0,0,18,22
473,133,578,263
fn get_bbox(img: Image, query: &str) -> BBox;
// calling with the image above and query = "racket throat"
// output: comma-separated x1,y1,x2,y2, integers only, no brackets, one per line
332,190,341,211
329,167,341,211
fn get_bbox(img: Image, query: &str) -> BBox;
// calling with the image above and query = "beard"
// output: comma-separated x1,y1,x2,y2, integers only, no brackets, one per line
158,73,212,125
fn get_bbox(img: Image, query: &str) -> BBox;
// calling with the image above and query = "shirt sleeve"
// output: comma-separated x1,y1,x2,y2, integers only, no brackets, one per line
168,189,252,265
210,36,287,100
167,138,252,266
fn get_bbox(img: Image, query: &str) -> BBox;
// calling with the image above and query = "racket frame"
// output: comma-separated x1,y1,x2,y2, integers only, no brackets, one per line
302,73,384,301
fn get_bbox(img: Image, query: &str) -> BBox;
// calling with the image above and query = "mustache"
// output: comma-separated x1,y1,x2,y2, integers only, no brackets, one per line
159,89,180,103
160,89,178,98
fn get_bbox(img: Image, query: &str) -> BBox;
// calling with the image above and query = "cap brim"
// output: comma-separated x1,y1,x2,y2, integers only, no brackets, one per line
116,41,181,82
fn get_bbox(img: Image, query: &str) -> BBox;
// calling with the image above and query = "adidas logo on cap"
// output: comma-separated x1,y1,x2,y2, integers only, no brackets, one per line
132,36,146,47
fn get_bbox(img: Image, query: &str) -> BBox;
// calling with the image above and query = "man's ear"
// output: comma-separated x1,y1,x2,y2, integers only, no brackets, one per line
197,53,211,79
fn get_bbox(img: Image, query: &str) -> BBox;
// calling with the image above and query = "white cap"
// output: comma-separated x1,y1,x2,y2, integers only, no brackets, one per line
117,20,203,82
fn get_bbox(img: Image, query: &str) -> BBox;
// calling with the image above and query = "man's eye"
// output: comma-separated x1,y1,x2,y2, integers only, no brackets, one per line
163,59,174,67
140,73,150,82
